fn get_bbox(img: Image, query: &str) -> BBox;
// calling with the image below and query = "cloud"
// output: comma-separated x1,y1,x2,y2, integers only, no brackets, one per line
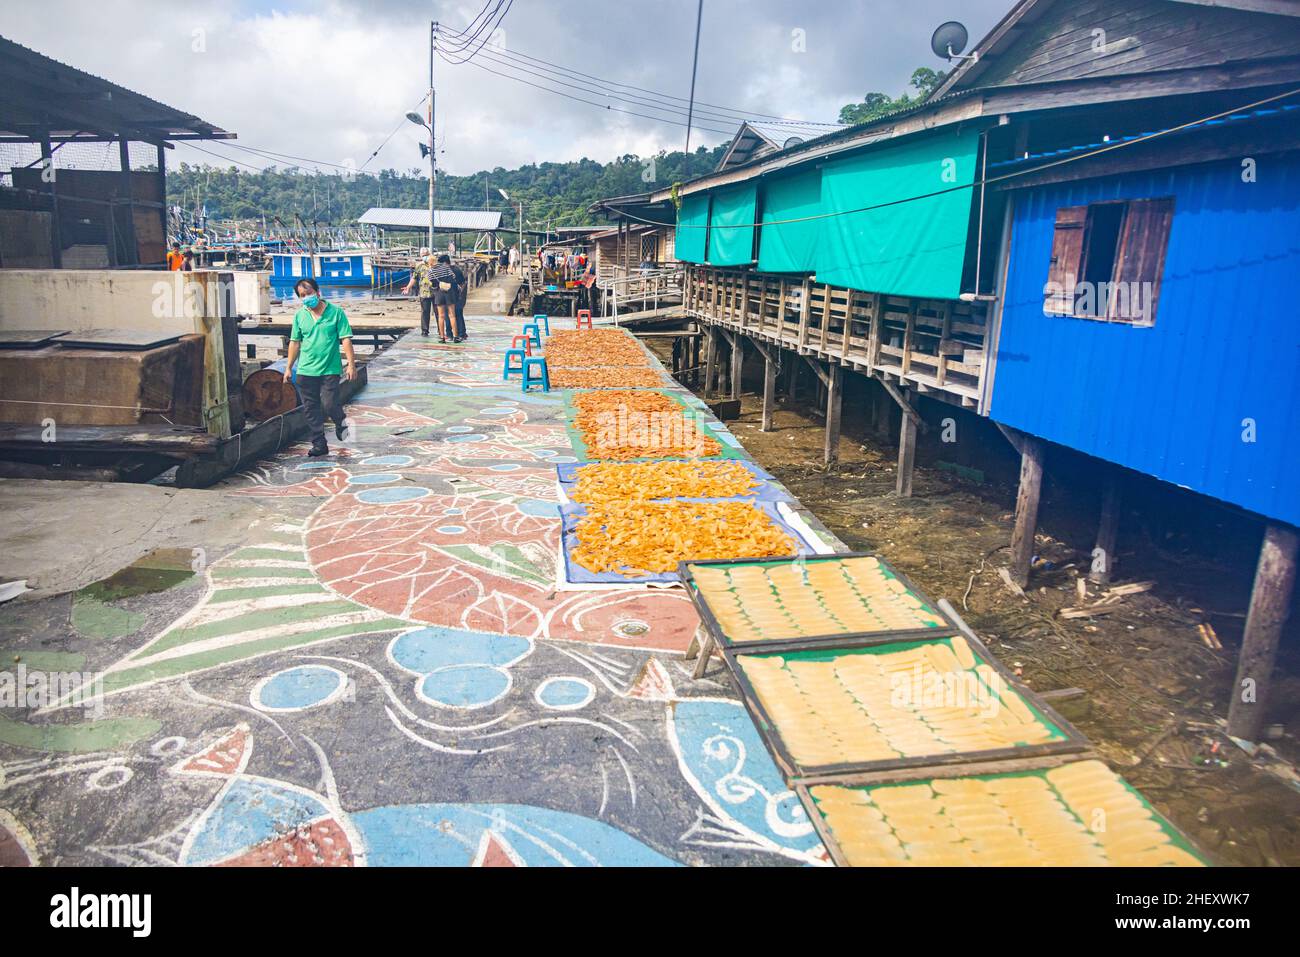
1,0,1009,174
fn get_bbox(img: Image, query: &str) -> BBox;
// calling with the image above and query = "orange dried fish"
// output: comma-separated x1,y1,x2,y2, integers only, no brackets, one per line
571,461,758,505
571,390,720,460
545,329,652,369
570,500,798,576
550,367,664,389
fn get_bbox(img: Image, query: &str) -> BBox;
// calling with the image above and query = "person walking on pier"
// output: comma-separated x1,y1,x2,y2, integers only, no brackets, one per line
404,253,437,337
284,278,356,457
509,244,519,275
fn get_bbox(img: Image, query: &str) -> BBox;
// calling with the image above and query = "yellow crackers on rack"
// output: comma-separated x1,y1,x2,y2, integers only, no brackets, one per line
688,555,946,643
737,638,1058,767
808,760,1204,867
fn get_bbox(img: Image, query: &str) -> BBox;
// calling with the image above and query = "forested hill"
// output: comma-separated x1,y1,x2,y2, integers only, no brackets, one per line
167,70,940,230
166,144,728,228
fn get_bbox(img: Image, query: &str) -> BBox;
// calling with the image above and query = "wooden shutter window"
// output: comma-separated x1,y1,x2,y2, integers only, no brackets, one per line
1110,197,1174,325
1045,205,1088,315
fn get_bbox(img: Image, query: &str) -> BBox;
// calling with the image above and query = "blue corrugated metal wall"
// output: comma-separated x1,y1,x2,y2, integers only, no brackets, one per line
990,154,1300,525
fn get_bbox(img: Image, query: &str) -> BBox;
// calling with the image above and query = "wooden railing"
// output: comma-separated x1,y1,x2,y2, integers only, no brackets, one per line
600,265,683,319
683,265,989,410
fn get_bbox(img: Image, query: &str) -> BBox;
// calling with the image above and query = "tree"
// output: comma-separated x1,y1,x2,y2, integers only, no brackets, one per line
838,66,947,126
165,143,729,230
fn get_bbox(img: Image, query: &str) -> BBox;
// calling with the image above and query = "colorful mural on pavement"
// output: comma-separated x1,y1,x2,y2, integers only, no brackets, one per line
0,306,829,867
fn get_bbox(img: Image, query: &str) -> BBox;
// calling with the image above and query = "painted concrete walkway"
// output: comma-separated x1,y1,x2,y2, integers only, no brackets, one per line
0,302,830,867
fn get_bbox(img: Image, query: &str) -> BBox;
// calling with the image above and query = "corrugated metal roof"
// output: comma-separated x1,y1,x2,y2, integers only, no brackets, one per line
989,103,1300,172
0,34,232,141
357,208,503,230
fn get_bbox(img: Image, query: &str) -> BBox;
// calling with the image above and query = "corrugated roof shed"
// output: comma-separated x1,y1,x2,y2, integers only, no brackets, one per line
357,208,503,231
0,34,232,141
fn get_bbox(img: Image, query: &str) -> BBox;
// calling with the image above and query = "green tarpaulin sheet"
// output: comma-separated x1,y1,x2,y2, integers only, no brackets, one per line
815,128,979,299
757,167,822,273
706,182,758,266
675,192,710,264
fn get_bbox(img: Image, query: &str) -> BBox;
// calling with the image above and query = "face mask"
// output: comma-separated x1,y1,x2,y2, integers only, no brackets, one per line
303,295,320,308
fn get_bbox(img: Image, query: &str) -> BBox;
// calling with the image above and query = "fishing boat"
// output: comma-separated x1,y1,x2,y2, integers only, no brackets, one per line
267,249,413,291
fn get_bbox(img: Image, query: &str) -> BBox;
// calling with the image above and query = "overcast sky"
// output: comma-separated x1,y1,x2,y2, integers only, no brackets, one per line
2,0,1009,176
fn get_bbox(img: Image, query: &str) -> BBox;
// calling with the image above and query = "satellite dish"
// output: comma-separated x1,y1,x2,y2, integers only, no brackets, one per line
931,21,970,60
783,136,804,149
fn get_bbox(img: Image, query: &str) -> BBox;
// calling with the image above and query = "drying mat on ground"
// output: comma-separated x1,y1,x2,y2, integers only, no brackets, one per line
681,553,954,651
729,637,1086,780
549,366,670,389
556,459,792,506
563,388,744,462
796,758,1208,867
558,498,815,586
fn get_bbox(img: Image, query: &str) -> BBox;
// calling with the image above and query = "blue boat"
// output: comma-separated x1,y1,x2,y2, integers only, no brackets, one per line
268,250,411,290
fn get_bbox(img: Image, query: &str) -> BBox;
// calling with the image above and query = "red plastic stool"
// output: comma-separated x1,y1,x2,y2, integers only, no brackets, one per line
576,309,593,329
510,334,533,356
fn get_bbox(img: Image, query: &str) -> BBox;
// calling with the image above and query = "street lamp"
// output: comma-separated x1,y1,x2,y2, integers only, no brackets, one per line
408,23,436,250
405,107,435,249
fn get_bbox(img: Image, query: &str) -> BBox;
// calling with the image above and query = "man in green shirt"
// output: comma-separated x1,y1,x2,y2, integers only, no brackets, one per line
284,278,357,456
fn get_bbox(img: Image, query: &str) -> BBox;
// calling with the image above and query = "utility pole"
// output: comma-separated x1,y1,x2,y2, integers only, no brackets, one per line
428,20,437,250
684,0,704,155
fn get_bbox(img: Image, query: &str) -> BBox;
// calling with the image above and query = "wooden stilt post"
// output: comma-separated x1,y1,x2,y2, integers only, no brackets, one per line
730,333,744,400
824,364,843,467
1009,435,1045,588
873,381,892,438
761,348,777,432
1090,477,1121,585
897,406,917,497
787,359,799,403
1227,524,1299,742
688,323,700,388
703,326,718,398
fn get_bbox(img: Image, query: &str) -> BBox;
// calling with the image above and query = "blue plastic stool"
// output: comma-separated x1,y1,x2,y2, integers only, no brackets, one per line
521,357,550,393
503,348,527,380
521,322,541,350
533,313,550,336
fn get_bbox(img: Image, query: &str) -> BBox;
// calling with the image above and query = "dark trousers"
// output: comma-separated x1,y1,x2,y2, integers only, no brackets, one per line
298,373,343,443
454,293,468,339
419,297,433,335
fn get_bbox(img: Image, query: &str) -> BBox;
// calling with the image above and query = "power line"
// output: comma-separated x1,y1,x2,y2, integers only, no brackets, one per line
435,20,841,127
436,0,503,54
175,140,269,173
442,39,806,131
435,1,513,64
360,92,431,170
454,57,735,136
